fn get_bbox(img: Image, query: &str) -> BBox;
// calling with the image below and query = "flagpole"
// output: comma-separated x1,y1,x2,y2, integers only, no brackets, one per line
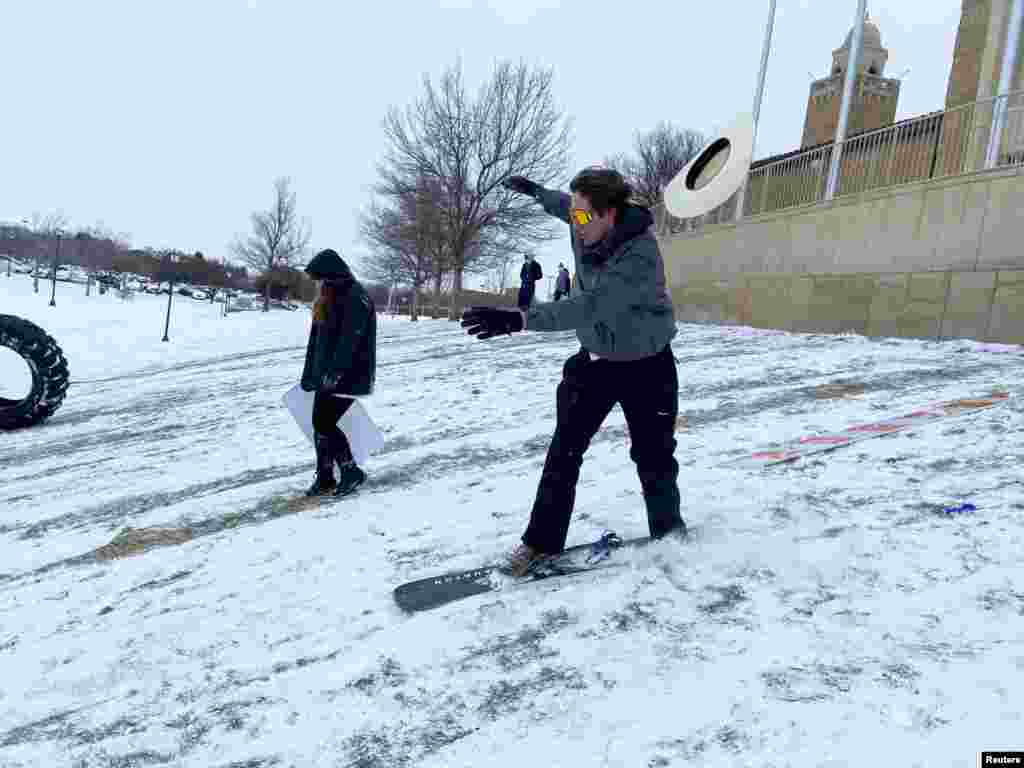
734,0,777,222
985,0,1024,168
825,0,868,200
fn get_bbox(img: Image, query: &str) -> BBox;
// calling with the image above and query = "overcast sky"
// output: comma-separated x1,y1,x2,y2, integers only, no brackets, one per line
2,0,963,288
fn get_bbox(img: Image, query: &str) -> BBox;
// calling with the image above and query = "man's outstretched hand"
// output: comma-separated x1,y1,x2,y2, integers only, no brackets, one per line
461,305,525,340
502,176,542,199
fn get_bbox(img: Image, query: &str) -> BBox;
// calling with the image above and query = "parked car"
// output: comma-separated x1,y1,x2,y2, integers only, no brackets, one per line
96,273,121,288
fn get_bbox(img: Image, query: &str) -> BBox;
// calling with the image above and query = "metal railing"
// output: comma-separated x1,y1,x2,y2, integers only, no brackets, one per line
656,90,1024,237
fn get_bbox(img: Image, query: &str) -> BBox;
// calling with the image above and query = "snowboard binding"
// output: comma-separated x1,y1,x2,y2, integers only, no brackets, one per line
585,530,623,564
525,531,624,577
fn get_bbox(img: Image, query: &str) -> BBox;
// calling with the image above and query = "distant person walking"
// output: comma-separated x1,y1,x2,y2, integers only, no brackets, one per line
554,263,571,302
300,249,376,498
518,253,543,309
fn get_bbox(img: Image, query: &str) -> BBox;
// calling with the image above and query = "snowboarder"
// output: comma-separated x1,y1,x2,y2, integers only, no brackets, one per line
554,263,571,302
518,253,543,309
462,166,685,576
300,249,376,497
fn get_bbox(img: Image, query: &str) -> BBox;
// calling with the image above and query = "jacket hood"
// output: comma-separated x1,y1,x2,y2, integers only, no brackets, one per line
580,204,654,266
615,204,654,243
305,249,354,282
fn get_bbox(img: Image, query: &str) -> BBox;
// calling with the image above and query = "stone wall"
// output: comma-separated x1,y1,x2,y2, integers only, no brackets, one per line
659,165,1024,343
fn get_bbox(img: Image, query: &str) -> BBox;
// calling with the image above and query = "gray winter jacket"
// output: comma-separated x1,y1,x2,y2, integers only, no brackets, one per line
524,188,677,361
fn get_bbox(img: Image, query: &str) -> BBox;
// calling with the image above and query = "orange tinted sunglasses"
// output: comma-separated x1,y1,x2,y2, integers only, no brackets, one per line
570,208,595,226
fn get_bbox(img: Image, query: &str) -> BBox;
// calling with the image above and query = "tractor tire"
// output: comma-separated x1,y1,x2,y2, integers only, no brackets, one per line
0,314,70,430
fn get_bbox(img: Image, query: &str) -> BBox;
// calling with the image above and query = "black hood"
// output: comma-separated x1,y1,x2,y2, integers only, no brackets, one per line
580,204,654,266
305,249,355,282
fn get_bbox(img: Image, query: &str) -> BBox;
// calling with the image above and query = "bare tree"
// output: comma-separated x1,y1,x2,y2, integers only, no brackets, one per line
358,182,443,321
482,249,517,295
31,211,70,236
606,122,706,208
355,220,406,311
231,177,311,312
378,58,572,318
29,211,70,294
73,224,119,295
204,257,228,303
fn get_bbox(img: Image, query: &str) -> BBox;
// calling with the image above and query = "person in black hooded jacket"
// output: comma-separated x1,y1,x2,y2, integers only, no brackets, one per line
300,248,376,497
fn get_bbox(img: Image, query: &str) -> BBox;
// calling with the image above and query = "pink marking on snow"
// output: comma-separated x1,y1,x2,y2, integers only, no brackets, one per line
798,436,851,445
750,451,795,460
846,423,907,433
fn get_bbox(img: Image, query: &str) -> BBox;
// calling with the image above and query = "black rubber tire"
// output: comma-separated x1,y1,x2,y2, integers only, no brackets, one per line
0,314,70,430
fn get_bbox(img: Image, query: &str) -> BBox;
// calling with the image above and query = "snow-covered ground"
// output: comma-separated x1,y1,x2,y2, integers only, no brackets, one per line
1,273,1023,767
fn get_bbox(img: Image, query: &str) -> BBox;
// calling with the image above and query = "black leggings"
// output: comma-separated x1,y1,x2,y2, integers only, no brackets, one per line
312,392,354,463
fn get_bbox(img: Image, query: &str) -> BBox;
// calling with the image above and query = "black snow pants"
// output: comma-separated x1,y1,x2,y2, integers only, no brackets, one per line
312,392,354,464
522,344,683,554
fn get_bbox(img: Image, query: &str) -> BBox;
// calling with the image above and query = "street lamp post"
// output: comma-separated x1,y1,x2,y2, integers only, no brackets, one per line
17,218,30,282
49,229,62,307
161,252,177,342
5,224,14,278
33,240,40,294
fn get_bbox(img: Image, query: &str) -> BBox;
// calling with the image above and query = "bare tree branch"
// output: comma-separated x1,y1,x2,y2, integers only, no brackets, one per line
231,177,311,311
375,58,572,315
606,122,706,208
357,175,450,321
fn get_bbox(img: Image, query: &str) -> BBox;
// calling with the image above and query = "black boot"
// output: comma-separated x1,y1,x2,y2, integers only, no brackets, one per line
325,430,365,497
641,472,686,540
333,461,366,497
305,434,337,496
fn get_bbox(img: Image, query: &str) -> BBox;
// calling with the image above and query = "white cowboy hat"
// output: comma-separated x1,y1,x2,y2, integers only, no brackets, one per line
664,111,755,219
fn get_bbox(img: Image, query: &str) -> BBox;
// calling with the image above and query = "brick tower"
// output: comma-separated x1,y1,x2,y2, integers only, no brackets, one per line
942,0,1024,170
945,0,1024,108
801,14,902,148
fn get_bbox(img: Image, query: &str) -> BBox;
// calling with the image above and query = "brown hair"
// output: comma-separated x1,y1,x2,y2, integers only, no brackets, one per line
569,166,633,216
312,281,338,324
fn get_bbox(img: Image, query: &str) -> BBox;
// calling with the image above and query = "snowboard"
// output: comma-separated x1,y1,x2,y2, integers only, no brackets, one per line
393,531,651,614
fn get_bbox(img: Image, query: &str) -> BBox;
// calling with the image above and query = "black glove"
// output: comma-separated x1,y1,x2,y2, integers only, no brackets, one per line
461,305,524,340
300,379,316,393
503,176,542,199
320,373,341,393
